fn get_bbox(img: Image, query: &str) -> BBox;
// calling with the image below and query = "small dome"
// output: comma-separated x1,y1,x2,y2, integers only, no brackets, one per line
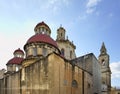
6,48,24,65
13,48,24,55
34,21,51,33
57,26,66,32
25,34,58,49
6,57,23,65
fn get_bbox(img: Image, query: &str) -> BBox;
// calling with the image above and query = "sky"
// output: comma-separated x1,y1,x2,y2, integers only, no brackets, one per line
0,0,120,88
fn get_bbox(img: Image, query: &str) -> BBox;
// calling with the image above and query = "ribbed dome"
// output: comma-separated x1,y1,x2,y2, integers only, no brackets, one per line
6,48,24,65
6,57,23,65
34,21,51,33
26,34,58,49
14,48,24,55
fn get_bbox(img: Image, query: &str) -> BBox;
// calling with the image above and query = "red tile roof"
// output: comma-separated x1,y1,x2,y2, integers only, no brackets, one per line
6,57,23,65
27,34,58,48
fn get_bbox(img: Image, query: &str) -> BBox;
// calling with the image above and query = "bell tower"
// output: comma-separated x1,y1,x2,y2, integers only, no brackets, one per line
98,42,111,94
56,26,76,60
56,26,66,40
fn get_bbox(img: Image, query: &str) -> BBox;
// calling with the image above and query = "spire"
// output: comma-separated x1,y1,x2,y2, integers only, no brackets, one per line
100,42,107,55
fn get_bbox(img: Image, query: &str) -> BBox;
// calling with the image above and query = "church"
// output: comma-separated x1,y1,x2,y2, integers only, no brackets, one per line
0,21,112,94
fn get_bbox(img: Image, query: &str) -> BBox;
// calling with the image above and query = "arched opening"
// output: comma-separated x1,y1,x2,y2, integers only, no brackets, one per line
61,33,62,37
102,59,105,66
61,48,65,56
43,47,47,56
70,50,72,59
33,47,37,56
16,66,19,71
72,80,78,88
71,80,78,94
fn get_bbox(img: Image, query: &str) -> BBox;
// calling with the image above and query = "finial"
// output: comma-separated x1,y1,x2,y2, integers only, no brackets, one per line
60,24,62,27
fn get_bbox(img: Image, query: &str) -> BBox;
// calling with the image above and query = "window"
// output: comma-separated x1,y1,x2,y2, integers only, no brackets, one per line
70,51,72,58
72,80,78,88
33,47,37,56
88,83,90,88
102,59,105,66
16,67,19,71
43,48,47,56
61,48,65,56
61,33,62,37
102,81,105,84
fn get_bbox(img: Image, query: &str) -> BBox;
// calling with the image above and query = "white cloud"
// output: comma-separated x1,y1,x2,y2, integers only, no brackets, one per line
86,7,95,14
41,0,70,13
86,0,101,8
110,61,120,79
86,0,101,14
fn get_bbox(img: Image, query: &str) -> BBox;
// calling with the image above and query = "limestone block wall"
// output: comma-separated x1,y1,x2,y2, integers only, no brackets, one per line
92,55,102,94
49,53,85,94
21,58,50,94
0,71,21,94
56,41,76,60
73,53,101,94
84,71,93,94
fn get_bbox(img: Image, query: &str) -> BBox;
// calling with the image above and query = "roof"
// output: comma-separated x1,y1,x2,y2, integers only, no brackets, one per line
26,34,58,49
34,21,51,31
13,48,24,55
57,26,66,32
6,57,24,65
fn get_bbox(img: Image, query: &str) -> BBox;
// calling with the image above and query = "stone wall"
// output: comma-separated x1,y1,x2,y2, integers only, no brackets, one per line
0,71,21,94
0,53,95,94
72,53,101,94
92,54,102,94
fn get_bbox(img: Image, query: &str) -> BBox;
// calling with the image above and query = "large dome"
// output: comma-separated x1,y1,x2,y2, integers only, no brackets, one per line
24,22,61,57
25,34,58,49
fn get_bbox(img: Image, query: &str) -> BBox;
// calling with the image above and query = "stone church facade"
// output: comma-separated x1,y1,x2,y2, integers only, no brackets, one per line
0,22,111,94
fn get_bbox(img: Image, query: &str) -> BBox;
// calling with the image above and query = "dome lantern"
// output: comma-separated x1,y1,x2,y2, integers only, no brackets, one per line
14,48,24,58
34,21,51,36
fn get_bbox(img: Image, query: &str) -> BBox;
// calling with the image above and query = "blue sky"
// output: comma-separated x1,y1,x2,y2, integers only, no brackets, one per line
0,0,120,88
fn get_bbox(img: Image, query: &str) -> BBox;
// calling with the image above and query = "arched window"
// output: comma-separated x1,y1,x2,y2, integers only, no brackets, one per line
61,33,62,37
72,80,78,88
16,66,19,71
70,51,72,58
43,47,47,56
33,47,37,56
102,59,105,66
88,83,90,88
61,48,65,56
